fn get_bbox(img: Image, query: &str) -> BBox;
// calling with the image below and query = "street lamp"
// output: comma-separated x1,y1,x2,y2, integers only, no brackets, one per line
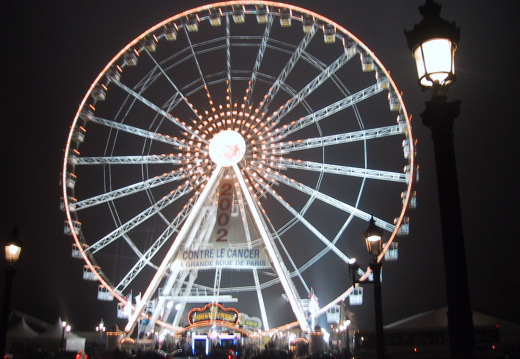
348,218,385,359
96,319,105,350
338,319,351,355
0,227,23,358
61,321,70,354
405,1,475,359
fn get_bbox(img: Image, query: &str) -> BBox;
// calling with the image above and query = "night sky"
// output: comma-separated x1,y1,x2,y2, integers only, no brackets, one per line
1,0,520,333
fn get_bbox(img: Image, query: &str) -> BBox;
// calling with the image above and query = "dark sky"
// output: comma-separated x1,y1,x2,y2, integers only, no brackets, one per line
1,0,520,333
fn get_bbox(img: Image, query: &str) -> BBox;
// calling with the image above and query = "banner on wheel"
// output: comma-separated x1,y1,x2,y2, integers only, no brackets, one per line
175,243,271,270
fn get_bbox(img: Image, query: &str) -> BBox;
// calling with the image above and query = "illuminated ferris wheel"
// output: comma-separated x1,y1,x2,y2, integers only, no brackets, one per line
61,1,416,336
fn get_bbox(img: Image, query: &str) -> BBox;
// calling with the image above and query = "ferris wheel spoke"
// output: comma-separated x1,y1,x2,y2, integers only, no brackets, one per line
257,26,316,116
261,203,311,294
265,49,356,133
86,180,197,255
183,27,215,108
114,208,192,293
264,168,395,232
245,16,273,108
276,124,407,153
72,155,192,165
107,76,205,143
87,115,192,150
267,158,407,183
270,82,385,141
225,15,233,110
72,169,194,211
140,45,212,142
246,169,352,266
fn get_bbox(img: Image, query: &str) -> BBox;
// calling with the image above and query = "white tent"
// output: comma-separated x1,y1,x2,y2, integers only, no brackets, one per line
7,317,39,339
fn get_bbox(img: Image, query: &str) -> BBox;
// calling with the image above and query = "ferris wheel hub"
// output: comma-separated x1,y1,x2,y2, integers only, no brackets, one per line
209,130,246,166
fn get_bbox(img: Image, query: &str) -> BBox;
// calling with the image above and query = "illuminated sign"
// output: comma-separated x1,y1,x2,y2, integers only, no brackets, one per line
188,303,239,325
175,243,271,270
239,313,262,330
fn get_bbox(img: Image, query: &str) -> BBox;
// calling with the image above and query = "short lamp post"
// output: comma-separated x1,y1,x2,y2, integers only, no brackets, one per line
405,1,475,358
338,319,351,354
96,320,105,350
349,218,385,359
61,321,70,354
0,227,23,358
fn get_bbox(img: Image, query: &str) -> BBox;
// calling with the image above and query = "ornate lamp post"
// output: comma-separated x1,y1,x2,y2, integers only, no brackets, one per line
348,218,385,359
405,1,475,358
0,227,23,358
96,319,105,350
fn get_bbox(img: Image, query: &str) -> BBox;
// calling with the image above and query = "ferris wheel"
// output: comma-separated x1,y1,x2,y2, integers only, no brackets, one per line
61,1,416,336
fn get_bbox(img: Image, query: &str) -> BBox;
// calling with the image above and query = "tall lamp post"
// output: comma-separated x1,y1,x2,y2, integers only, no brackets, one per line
0,227,23,358
405,1,475,358
348,218,385,359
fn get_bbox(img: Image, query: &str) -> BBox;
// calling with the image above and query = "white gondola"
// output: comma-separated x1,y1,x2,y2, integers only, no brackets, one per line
361,53,374,71
186,16,199,32
68,149,80,166
64,220,81,235
124,52,138,66
79,109,93,122
349,287,363,306
402,139,410,159
326,305,341,323
323,24,335,43
71,243,88,259
384,242,399,261
106,67,121,82
60,196,77,212
401,190,417,209
144,38,157,52
164,26,177,41
65,172,76,189
233,7,245,23
97,285,114,301
72,126,86,143
83,265,99,281
280,8,291,27
376,69,389,90
92,87,106,101
394,217,410,236
388,91,401,111
256,6,268,24
404,164,420,183
209,11,221,26
302,15,313,33
117,303,127,318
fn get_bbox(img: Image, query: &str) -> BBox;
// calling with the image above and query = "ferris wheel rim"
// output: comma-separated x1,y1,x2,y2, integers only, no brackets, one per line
62,0,416,331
